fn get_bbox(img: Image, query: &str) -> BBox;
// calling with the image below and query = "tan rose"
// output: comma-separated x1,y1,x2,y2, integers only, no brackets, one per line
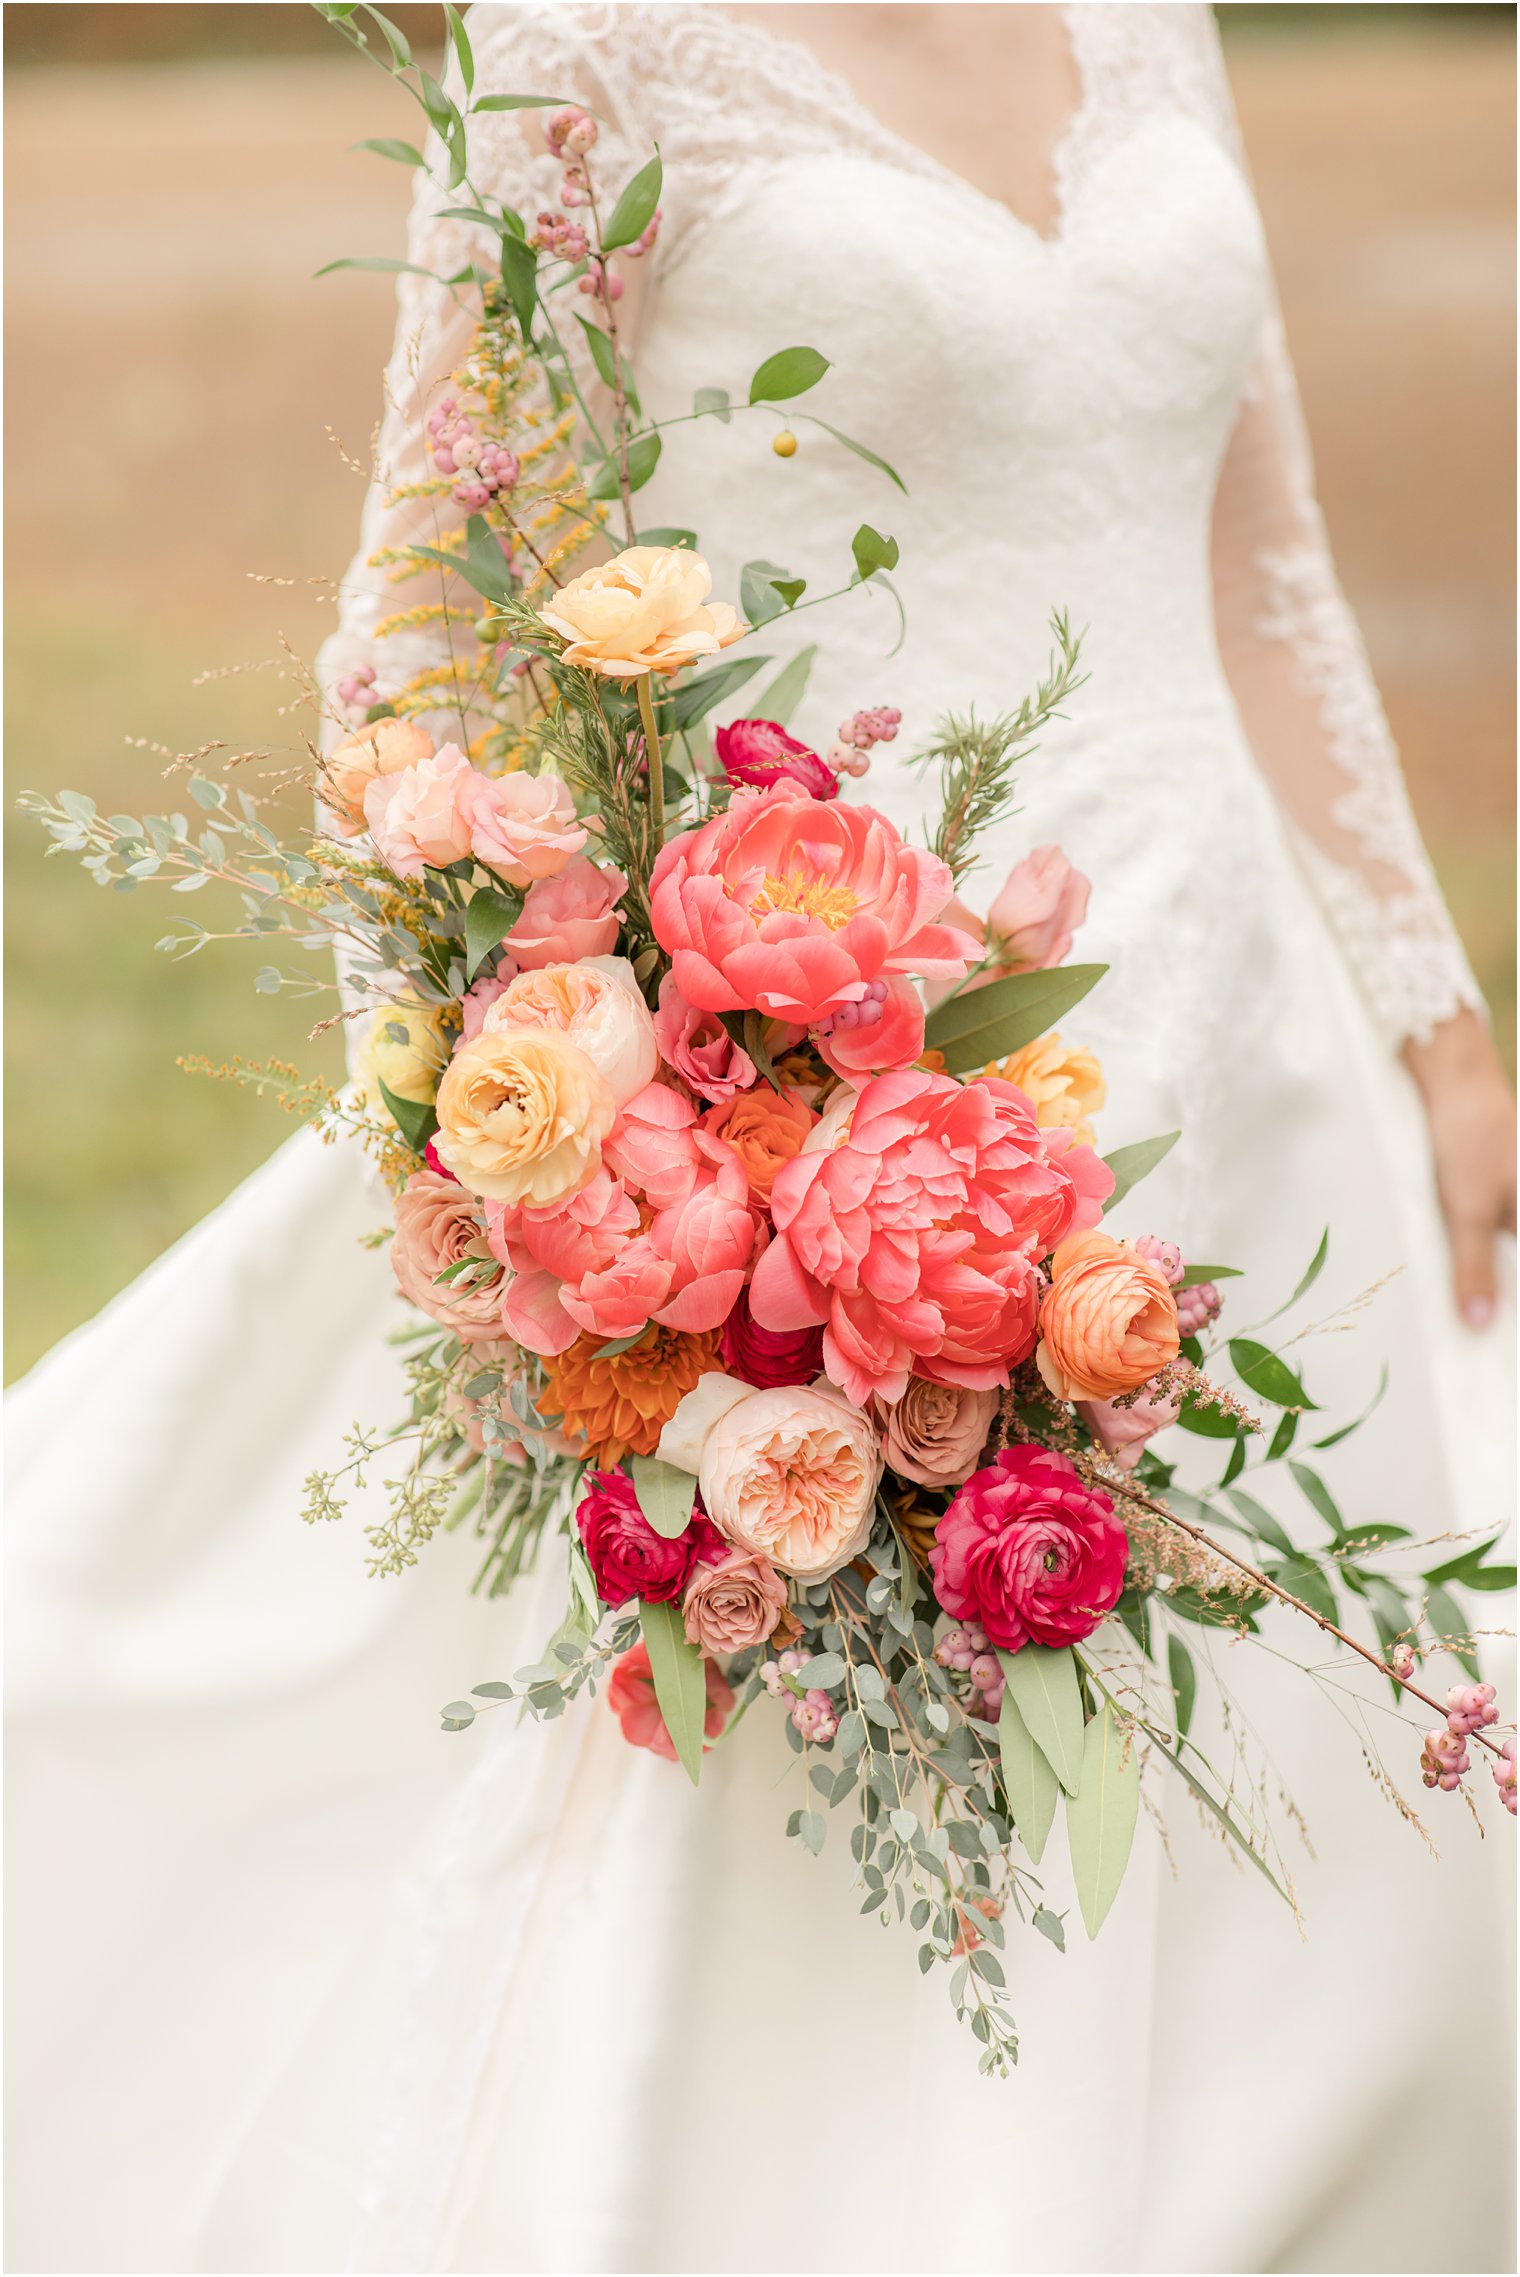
320,716,435,837
982,1031,1105,1149
682,1546,790,1653
433,1027,615,1206
874,1376,998,1489
390,1172,506,1343
353,998,450,1108
1036,1231,1180,1402
536,546,745,679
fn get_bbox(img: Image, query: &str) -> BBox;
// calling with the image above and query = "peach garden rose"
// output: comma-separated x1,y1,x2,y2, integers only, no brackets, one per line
658,1374,883,1579
537,545,744,678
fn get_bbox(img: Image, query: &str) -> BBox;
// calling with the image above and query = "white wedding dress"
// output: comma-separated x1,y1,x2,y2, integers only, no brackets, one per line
8,8,1514,2272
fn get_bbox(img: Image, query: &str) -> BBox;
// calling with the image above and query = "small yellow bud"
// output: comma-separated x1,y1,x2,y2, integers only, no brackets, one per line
772,431,798,458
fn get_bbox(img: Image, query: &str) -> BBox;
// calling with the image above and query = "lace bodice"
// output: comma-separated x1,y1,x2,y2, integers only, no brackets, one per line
321,0,1482,1050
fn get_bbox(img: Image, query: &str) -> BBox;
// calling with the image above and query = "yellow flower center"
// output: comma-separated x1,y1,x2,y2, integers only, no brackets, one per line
753,868,858,931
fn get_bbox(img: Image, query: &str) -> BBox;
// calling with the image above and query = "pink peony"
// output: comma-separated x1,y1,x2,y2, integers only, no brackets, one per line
931,1446,1128,1653
649,782,977,1024
506,855,626,969
390,1172,506,1343
576,1467,726,1606
986,846,1091,971
651,974,758,1103
815,975,925,1079
719,1284,825,1389
365,743,476,876
714,717,839,800
460,769,588,886
607,1641,734,1761
750,1068,1115,1405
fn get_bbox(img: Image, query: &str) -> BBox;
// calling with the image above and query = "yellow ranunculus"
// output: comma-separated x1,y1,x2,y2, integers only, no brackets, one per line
432,1027,616,1206
353,999,450,1109
983,1030,1105,1149
535,546,745,679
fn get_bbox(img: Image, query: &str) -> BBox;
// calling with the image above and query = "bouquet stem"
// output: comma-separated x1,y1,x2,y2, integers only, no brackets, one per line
636,673,665,851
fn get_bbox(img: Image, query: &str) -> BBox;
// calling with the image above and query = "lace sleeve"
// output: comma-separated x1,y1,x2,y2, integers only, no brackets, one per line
1197,34,1484,1050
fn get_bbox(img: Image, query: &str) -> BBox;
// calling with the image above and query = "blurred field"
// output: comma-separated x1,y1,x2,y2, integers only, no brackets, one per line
4,11,1514,1381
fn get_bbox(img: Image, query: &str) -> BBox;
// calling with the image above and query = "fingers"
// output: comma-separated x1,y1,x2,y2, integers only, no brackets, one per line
1450,1208,1499,1331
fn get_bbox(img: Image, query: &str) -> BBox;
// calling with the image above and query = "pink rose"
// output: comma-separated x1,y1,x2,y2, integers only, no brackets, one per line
682,1545,790,1653
1078,1386,1183,1471
714,718,839,800
750,1069,1114,1406
607,1641,734,1761
651,974,758,1104
461,769,588,887
650,782,977,1024
505,855,626,968
875,1377,998,1489
390,1172,506,1343
365,743,476,876
986,846,1090,971
576,1467,726,1606
321,716,435,838
719,1286,825,1389
931,1446,1128,1653
815,975,925,1079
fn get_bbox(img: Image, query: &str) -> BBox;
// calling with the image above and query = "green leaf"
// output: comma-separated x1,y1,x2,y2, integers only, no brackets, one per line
850,522,900,580
1229,1338,1318,1411
1266,1410,1298,1461
601,153,663,252
663,654,769,732
593,1328,651,1360
352,136,426,166
1424,1534,1507,1589
640,1598,707,1784
1286,1459,1343,1536
1176,1263,1243,1288
314,255,447,280
628,1454,698,1541
693,386,732,422
587,429,662,500
377,1077,437,1156
1311,1364,1388,1449
997,1682,1059,1863
355,3,411,67
751,645,817,727
1424,1583,1480,1679
1155,1736,1291,1901
997,1644,1084,1798
924,963,1106,1073
800,414,907,493
441,1699,476,1731
576,313,619,392
635,526,698,550
749,345,831,403
1167,1635,1197,1741
409,513,515,606
1218,1433,1247,1488
1266,1554,1339,1628
1223,1487,1297,1558
1032,1905,1066,1951
471,92,577,112
1065,1704,1140,1938
498,229,538,340
771,578,806,608
1265,1227,1330,1322
464,885,518,979
1101,1130,1181,1214
739,559,796,627
443,0,474,92
1454,1563,1516,1594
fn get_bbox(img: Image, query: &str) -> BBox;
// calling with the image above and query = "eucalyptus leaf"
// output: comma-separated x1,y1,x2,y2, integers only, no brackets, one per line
997,1644,1084,1797
629,1454,698,1541
997,1681,1059,1863
1065,1704,1140,1938
1101,1129,1181,1214
749,345,831,403
441,1700,476,1731
639,1597,707,1784
923,963,1106,1073
352,136,425,166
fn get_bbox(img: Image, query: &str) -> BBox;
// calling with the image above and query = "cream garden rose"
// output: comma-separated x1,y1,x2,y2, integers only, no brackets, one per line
984,1031,1106,1149
536,545,745,678
353,998,451,1108
658,1373,882,1579
484,956,657,1109
319,716,435,837
433,1027,615,1206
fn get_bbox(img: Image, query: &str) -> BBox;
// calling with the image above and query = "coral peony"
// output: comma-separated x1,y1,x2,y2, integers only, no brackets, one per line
649,782,976,1025
485,956,656,1109
658,1374,883,1579
433,1028,615,1206
931,1445,1128,1653
320,716,435,838
714,718,839,800
506,856,626,969
537,546,744,678
701,1086,816,1202
719,1285,825,1389
575,1467,725,1606
461,768,588,886
986,846,1091,971
1036,1231,1181,1401
750,1068,1114,1405
390,1172,505,1343
607,1641,735,1760
875,1377,998,1489
986,1031,1106,1149
682,1545,790,1652
651,974,758,1103
815,975,925,1079
539,1325,722,1463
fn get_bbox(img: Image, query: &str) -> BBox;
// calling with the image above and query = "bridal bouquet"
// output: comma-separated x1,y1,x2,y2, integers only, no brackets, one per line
25,5,1512,2072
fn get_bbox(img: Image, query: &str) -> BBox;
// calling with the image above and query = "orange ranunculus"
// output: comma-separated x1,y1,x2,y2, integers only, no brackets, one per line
701,1087,818,1203
1036,1231,1180,1402
539,1325,722,1464
984,1031,1105,1149
536,546,744,679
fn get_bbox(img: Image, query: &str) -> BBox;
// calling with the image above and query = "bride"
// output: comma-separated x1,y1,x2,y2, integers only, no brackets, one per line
8,6,1514,2271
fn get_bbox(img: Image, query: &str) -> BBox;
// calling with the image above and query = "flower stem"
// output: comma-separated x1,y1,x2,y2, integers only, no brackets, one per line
636,672,665,853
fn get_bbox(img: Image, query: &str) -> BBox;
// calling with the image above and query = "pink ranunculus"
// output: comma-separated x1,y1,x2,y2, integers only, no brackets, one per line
607,1641,735,1761
460,768,588,887
1078,1386,1183,1472
365,743,477,876
749,1068,1113,1406
577,1469,726,1607
651,974,758,1104
815,975,925,1079
389,1172,507,1342
460,969,516,1040
649,782,977,1025
986,846,1091,972
506,855,627,969
714,718,840,800
719,1285,825,1389
602,1080,707,1208
930,1445,1128,1653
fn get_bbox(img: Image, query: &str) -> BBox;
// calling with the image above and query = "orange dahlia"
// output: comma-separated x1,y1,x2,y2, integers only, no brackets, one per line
539,1324,722,1464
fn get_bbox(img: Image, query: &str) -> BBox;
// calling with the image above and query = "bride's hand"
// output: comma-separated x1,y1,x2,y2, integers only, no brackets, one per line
1404,1009,1516,1329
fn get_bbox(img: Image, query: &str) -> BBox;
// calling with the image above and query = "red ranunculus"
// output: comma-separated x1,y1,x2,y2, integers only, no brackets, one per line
606,1641,736,1760
719,1284,826,1389
930,1445,1128,1653
575,1467,726,1606
714,717,839,800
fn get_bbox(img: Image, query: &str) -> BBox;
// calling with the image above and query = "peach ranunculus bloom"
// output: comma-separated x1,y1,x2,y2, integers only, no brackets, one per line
682,1545,790,1654
650,782,978,1026
505,856,626,969
484,956,657,1109
874,1376,999,1489
463,769,588,887
985,1031,1106,1149
658,1374,883,1580
536,546,745,679
320,715,434,838
986,846,1091,971
701,1087,817,1203
433,1027,616,1206
1036,1231,1181,1402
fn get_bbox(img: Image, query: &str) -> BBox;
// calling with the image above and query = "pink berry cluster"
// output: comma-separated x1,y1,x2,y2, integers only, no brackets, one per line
531,210,589,263
335,662,376,723
1420,1682,1500,1794
826,705,901,781
934,1623,1005,1719
578,257,624,305
761,1647,839,1743
426,397,520,512
821,977,892,1038
1134,1234,1224,1338
1494,1735,1517,1816
545,107,598,160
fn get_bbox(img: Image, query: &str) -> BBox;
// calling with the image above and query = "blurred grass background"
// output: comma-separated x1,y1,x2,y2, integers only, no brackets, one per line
5,3,1514,1382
